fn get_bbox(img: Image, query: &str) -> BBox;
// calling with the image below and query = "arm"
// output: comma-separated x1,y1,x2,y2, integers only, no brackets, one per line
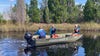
77,27,80,32
44,30,46,34
50,28,52,35
33,30,39,35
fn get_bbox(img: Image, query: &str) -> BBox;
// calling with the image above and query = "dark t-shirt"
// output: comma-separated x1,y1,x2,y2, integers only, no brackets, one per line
74,27,80,33
50,28,56,35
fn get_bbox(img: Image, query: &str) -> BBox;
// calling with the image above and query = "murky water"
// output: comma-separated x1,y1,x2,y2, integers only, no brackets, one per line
0,31,100,56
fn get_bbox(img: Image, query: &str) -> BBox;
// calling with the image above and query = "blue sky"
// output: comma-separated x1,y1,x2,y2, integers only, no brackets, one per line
0,0,87,14
75,0,87,5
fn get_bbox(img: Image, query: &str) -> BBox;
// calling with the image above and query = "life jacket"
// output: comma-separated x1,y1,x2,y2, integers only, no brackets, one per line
72,33,80,36
52,34,58,38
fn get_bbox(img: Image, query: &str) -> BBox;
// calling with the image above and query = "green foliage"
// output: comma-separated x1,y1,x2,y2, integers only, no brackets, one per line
40,0,50,23
14,0,100,23
0,14,7,24
66,0,80,23
0,14,3,18
12,5,16,12
25,4,30,23
83,0,96,22
28,0,40,23
67,7,80,23
83,0,100,23
94,2,100,23
0,14,3,23
48,0,68,23
48,0,59,23
42,7,50,23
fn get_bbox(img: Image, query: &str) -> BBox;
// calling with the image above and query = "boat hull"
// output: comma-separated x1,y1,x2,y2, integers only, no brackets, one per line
32,33,83,47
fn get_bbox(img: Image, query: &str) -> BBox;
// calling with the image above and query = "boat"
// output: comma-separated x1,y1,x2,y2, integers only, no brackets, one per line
32,33,83,47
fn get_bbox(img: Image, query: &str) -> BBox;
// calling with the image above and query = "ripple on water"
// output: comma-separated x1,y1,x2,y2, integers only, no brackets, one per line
0,38,27,56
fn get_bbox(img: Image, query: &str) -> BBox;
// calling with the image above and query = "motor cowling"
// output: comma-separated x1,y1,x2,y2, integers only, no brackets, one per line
24,32,36,48
24,32,32,41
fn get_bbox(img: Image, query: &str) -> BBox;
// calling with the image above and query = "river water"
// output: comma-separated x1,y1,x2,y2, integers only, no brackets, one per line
0,31,100,56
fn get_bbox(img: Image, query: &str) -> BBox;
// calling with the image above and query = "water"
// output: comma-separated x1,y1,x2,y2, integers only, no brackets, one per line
0,31,100,56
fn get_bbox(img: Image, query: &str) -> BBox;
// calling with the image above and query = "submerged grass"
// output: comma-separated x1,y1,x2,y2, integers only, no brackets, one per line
0,22,100,32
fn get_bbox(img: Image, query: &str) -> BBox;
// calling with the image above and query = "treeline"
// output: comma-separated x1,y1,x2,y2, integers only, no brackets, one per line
0,0,100,24
27,0,100,23
27,0,81,23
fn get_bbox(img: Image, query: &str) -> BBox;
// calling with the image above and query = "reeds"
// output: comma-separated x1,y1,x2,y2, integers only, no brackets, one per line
0,22,100,32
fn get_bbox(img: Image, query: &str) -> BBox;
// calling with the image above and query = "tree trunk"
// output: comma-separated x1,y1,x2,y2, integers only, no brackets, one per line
16,0,26,24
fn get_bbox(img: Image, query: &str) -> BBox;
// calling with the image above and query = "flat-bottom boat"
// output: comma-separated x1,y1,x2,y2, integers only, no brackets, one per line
32,33,83,47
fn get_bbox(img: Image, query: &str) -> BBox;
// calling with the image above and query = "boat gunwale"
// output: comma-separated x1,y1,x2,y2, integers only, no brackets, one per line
35,34,83,41
35,34,83,47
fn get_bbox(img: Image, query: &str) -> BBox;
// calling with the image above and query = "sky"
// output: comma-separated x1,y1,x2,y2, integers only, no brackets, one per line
0,0,87,14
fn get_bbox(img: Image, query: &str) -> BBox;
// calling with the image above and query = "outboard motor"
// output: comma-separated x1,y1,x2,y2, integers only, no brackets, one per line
24,32,36,48
24,32,32,41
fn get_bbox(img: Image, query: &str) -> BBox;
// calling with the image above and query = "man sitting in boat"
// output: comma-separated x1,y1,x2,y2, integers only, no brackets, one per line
34,27,46,39
50,25,58,38
72,24,80,36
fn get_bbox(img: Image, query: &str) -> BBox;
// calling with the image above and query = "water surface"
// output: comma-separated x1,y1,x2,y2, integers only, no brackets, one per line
0,31,100,56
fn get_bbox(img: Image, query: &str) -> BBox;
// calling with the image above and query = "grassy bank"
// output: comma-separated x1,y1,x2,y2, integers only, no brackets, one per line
0,23,100,32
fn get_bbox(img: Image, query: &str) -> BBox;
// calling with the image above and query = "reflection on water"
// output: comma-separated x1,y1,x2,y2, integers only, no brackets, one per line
24,44,78,56
74,46,85,56
0,38,26,56
83,35,100,56
24,47,48,56
0,31,100,56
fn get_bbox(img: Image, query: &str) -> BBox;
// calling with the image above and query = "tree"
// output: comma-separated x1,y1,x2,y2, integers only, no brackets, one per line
0,13,3,23
66,0,80,23
76,4,84,23
59,0,68,23
28,0,40,23
25,4,30,23
95,4,100,23
10,5,17,23
83,0,96,22
93,0,100,23
40,0,50,23
16,0,26,24
48,0,59,23
42,7,50,23
48,0,68,23
67,0,75,14
92,0,100,2
0,13,6,24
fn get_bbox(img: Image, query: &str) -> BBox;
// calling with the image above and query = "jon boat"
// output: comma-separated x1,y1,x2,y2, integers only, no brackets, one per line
32,33,83,47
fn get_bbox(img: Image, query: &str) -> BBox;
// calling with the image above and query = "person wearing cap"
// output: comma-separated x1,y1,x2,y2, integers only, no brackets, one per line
34,27,46,39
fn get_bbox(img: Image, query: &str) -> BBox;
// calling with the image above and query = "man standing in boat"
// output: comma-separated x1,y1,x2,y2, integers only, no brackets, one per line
34,26,46,39
50,25,58,38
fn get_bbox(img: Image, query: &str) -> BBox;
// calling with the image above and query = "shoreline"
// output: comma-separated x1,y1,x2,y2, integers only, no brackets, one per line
0,23,100,32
